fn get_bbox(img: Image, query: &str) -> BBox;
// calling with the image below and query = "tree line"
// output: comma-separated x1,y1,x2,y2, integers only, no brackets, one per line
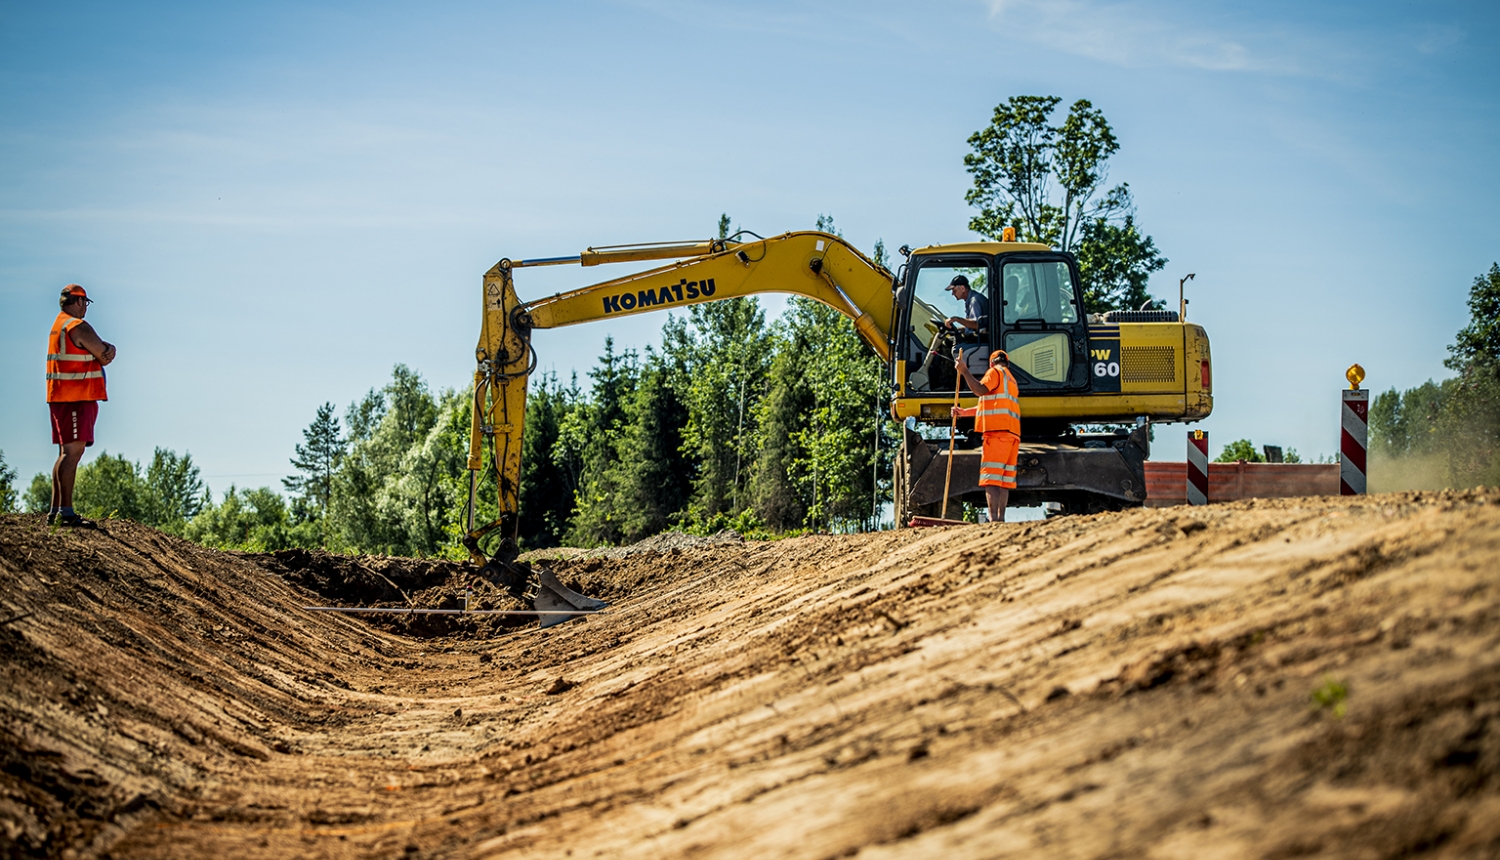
0,225,893,554
0,96,1210,551
1368,264,1500,488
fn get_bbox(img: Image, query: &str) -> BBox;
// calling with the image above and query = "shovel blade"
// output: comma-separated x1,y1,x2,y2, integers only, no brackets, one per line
533,567,609,628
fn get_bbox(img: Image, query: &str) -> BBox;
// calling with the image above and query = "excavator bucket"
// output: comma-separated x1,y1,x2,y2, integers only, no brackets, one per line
532,567,609,628
473,553,608,628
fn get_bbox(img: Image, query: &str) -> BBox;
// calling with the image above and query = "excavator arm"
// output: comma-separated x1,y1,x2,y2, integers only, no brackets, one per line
462,231,897,622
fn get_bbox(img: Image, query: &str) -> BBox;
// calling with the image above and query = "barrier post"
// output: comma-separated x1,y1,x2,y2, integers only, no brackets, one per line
1341,364,1368,495
1187,429,1209,506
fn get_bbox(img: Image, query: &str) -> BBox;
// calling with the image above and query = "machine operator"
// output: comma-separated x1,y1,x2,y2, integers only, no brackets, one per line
943,275,988,337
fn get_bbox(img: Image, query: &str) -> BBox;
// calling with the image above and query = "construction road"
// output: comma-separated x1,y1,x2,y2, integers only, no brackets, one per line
2,490,1498,858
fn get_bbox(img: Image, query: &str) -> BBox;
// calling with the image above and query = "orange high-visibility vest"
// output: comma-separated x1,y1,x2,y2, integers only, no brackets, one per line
46,312,107,402
974,365,1019,435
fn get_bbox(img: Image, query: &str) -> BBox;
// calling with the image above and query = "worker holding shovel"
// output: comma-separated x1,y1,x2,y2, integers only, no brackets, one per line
953,349,1020,523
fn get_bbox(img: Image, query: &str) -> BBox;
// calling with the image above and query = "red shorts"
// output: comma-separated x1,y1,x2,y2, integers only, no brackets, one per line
980,431,1019,489
50,401,98,446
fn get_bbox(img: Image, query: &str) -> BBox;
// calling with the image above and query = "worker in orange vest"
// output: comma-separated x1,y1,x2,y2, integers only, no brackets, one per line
46,284,116,528
953,349,1021,523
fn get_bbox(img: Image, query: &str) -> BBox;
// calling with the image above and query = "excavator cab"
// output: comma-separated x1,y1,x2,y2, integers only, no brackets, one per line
896,248,1090,399
890,243,1164,520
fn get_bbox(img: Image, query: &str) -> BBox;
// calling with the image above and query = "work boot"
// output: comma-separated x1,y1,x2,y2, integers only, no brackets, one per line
55,513,97,529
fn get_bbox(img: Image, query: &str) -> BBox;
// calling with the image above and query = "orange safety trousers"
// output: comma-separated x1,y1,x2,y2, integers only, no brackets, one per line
980,431,1020,489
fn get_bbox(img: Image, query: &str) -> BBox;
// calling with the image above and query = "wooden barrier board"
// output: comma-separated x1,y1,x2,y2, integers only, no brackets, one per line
1143,461,1340,507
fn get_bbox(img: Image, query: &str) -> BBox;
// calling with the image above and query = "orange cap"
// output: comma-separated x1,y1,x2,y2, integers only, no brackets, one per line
61,284,93,304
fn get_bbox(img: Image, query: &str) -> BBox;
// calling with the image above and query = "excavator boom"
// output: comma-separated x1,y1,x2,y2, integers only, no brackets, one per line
462,232,896,621
464,228,1212,623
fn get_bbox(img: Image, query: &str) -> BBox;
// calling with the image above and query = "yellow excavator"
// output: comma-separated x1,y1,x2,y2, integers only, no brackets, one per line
461,230,1212,623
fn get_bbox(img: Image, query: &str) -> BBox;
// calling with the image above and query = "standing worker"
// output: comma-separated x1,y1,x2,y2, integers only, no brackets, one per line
953,349,1020,523
46,284,116,528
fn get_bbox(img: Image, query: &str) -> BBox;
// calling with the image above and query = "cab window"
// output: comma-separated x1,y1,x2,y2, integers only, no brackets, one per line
901,260,990,393
911,263,989,338
1001,261,1079,325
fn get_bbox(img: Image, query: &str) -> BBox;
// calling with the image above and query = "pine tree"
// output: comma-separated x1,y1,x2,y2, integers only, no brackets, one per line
283,403,343,544
664,298,772,521
565,340,642,545
610,352,690,541
145,448,204,533
518,371,581,549
751,323,816,530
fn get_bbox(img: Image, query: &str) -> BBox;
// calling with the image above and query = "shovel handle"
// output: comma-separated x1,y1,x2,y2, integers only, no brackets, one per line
942,349,963,519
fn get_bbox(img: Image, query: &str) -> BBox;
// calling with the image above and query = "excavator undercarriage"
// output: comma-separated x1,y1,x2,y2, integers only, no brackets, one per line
895,423,1152,523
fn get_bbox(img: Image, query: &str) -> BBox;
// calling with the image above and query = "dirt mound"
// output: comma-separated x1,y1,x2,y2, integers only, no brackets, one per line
522,528,745,562
3,491,1500,859
249,548,543,639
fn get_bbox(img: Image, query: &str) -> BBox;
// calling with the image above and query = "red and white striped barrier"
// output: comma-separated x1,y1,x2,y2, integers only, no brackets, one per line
1341,389,1368,495
1187,429,1209,506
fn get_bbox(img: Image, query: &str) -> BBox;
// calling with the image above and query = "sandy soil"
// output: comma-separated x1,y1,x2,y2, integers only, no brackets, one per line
2,490,1498,859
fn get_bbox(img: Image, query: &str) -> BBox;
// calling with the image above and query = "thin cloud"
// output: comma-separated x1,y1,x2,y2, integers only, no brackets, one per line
981,0,1336,76
1415,24,1464,55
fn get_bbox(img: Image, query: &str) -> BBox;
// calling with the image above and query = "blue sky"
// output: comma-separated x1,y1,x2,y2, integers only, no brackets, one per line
3,0,1497,495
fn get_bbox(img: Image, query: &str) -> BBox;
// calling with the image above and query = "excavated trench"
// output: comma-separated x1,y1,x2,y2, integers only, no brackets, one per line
2,490,1499,859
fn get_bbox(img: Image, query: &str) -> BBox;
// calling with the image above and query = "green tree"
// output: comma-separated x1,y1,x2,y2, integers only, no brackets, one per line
964,95,1167,313
283,402,344,545
186,485,307,551
1446,263,1500,375
664,297,772,521
73,453,152,521
24,474,49,513
591,351,690,544
564,340,642,546
329,365,441,554
786,299,890,531
144,447,204,534
1073,216,1168,313
385,387,471,556
0,450,17,513
1368,264,1500,488
1214,439,1265,463
329,386,389,552
1438,264,1500,485
518,371,582,549
63,448,204,530
751,324,817,530
1370,380,1447,459
747,215,891,533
